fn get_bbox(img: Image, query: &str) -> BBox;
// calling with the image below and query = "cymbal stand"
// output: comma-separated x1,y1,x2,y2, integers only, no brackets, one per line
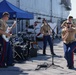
33,25,42,49
12,44,22,59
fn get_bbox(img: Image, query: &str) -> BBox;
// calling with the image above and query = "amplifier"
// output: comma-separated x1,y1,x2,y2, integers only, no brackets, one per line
29,48,37,57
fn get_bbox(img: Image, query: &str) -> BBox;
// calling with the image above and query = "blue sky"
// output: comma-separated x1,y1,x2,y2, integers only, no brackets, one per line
69,0,76,18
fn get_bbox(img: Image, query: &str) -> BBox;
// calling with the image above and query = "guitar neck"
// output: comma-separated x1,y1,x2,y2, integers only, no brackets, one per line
10,21,16,30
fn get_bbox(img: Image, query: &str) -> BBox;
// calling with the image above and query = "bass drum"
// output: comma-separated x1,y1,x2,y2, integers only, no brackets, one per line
14,45,28,61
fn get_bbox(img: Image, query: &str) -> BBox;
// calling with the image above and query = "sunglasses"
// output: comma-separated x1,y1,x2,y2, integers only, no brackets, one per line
67,23,71,24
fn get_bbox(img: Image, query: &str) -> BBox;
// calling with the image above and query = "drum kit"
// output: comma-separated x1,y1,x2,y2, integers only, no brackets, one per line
10,31,36,61
10,24,41,61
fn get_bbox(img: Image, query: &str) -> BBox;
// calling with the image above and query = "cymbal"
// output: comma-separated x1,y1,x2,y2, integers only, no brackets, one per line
28,25,34,29
18,32,26,34
27,32,34,34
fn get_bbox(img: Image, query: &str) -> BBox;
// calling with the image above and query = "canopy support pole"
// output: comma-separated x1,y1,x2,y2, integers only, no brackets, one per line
16,18,17,36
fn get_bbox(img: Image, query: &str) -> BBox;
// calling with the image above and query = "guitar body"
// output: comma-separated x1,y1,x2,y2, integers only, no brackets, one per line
2,27,11,42
2,35,9,42
2,21,16,42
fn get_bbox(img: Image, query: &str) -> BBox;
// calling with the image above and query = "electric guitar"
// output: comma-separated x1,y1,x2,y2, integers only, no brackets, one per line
2,21,16,42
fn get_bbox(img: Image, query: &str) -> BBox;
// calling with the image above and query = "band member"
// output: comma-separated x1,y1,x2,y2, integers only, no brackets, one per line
61,20,76,69
0,12,16,68
40,18,56,55
61,16,75,28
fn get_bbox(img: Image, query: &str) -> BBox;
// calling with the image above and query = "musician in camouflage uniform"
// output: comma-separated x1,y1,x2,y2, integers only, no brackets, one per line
0,12,14,68
61,16,76,69
40,19,56,55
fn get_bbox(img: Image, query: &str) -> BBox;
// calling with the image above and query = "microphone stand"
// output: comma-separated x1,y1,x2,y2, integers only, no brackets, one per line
35,52,64,70
35,33,63,70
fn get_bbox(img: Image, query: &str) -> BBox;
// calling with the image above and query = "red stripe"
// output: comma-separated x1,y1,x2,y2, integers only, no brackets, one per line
0,40,6,66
